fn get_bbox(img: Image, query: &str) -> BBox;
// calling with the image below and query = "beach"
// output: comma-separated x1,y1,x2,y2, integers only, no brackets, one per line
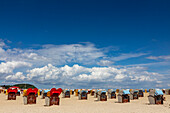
0,93,170,113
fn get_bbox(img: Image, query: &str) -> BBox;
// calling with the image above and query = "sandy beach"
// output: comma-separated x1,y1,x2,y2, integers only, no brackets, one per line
0,93,170,113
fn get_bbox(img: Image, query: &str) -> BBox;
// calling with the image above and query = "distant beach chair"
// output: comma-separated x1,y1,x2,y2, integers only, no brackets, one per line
87,89,91,94
70,89,74,95
3,89,5,94
138,89,144,97
108,89,116,99
90,89,95,96
75,89,79,96
94,89,99,98
130,89,139,100
45,88,62,106
78,89,88,100
16,90,21,96
41,89,50,99
118,89,130,103
62,89,70,98
97,90,107,101
7,88,18,100
116,89,119,93
23,88,38,105
148,89,164,104
165,89,170,95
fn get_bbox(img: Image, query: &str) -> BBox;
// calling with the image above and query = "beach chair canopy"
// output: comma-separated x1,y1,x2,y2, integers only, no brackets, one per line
27,88,38,95
101,90,106,93
81,90,88,93
50,88,62,96
112,89,116,92
123,90,130,95
155,89,163,96
134,90,139,93
7,88,18,93
65,89,70,92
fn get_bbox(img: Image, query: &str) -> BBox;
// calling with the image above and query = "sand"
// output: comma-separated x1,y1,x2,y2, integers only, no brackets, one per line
0,93,170,113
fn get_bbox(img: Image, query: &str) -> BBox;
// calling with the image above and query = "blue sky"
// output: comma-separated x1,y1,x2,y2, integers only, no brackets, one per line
0,0,170,89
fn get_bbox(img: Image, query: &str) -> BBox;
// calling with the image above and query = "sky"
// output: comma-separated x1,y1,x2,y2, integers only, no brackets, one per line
0,0,170,89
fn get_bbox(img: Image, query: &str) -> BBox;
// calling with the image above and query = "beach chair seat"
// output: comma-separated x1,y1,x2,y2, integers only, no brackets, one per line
8,92,16,100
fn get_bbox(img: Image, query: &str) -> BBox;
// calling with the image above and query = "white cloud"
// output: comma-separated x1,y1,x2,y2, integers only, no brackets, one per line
111,53,147,61
4,64,163,89
0,40,6,47
0,42,105,66
0,40,169,88
146,55,170,60
0,61,31,74
97,60,114,66
0,47,5,54
5,72,26,81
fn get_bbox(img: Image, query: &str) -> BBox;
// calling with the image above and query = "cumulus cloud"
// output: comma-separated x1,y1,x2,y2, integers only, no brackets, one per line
0,61,31,74
4,64,164,89
5,72,26,81
0,42,105,66
0,39,169,89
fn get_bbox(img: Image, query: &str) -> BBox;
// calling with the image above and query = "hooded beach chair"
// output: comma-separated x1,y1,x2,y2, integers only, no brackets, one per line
94,89,99,98
70,89,73,95
16,90,21,96
116,89,119,93
108,89,116,99
90,89,95,96
75,89,80,96
63,89,70,98
118,89,130,103
148,89,164,104
165,89,170,95
23,88,38,105
45,88,62,106
41,89,50,99
138,89,144,97
130,89,139,100
87,89,91,94
7,88,18,100
98,90,107,101
71,89,74,95
4,89,7,94
0,87,2,93
78,89,88,100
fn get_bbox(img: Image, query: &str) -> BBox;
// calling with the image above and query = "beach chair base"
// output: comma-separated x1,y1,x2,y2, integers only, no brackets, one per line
8,92,16,100
27,93,36,104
